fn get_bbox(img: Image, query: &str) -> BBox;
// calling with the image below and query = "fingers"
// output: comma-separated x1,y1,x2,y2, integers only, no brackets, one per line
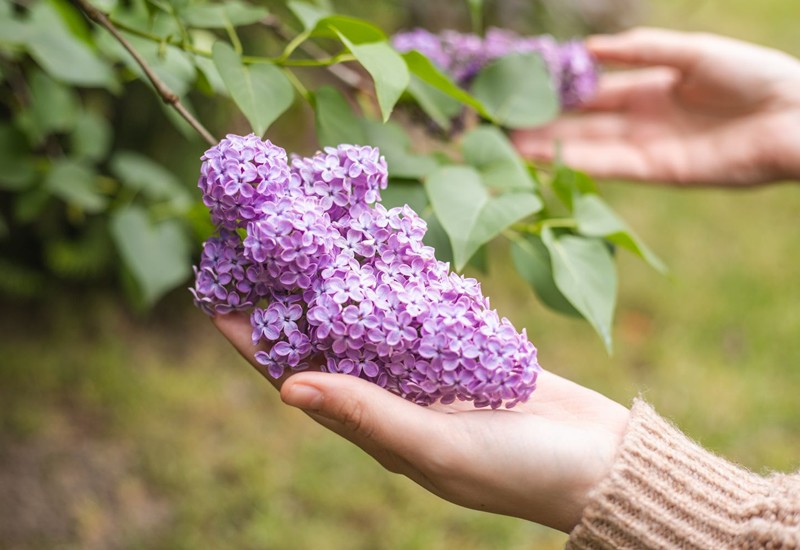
588,27,703,71
583,67,677,112
520,138,653,182
281,372,450,465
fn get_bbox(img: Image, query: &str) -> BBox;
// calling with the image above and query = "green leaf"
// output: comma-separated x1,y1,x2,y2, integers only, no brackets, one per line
28,69,80,135
0,124,36,190
0,2,30,46
194,56,228,96
427,165,541,271
110,151,192,211
26,2,117,89
0,212,7,239
462,125,537,191
334,30,409,122
310,16,386,42
402,51,489,118
467,243,489,274
181,1,269,28
471,52,558,129
212,41,294,136
380,180,428,213
574,193,668,274
361,119,439,180
406,76,459,131
422,212,453,265
45,159,108,213
313,85,367,147
510,233,580,316
287,0,330,30
110,206,191,307
542,227,617,352
70,110,112,162
94,0,119,10
50,0,94,44
551,165,597,211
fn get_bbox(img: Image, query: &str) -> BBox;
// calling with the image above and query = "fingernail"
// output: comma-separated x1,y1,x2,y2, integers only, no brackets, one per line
283,383,324,411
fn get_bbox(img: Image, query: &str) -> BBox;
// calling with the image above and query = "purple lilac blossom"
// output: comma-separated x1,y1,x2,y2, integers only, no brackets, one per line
190,229,261,315
558,40,599,109
391,27,597,108
197,133,292,230
192,135,541,409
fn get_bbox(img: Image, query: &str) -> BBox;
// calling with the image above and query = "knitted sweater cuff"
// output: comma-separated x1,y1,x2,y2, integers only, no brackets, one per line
566,399,800,549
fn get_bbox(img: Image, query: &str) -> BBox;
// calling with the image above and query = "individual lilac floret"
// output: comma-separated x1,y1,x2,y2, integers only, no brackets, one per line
558,40,599,109
190,230,261,315
198,133,292,230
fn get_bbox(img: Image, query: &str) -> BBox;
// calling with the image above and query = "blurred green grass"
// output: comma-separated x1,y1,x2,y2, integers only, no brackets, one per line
2,1,800,548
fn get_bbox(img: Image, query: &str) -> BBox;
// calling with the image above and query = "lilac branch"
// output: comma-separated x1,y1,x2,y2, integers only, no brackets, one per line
70,0,218,147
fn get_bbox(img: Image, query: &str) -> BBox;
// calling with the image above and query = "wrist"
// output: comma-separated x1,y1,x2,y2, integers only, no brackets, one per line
557,402,631,533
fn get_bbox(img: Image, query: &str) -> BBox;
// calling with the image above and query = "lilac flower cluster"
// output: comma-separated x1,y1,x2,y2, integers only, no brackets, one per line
191,134,541,409
392,27,597,109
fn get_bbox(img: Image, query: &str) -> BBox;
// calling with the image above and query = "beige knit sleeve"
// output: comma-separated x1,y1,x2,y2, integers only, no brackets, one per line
566,399,800,549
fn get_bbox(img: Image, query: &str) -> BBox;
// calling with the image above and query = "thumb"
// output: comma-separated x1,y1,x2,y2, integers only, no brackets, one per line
280,372,446,460
588,27,700,71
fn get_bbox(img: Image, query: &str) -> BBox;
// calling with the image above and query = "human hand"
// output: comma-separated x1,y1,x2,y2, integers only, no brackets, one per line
213,312,630,533
513,27,800,186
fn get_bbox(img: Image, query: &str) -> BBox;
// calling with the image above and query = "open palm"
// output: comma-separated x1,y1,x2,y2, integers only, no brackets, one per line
514,28,800,186
213,312,629,533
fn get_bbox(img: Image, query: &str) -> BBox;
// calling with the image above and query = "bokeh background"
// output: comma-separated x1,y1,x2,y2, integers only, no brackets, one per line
2,0,799,548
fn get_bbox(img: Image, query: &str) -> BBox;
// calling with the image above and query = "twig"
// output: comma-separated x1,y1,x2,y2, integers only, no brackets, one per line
262,15,365,91
70,0,217,146
99,18,356,67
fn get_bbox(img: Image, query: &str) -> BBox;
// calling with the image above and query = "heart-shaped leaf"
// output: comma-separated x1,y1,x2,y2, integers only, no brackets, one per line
471,52,558,129
212,42,294,136
361,119,439,180
313,85,367,147
542,227,617,352
45,159,107,213
462,125,537,191
334,30,409,122
402,51,489,118
26,2,116,89
510,233,580,317
110,206,191,307
427,165,541,271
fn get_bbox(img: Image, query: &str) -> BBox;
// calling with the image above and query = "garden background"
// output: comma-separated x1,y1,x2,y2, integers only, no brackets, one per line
1,0,799,548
